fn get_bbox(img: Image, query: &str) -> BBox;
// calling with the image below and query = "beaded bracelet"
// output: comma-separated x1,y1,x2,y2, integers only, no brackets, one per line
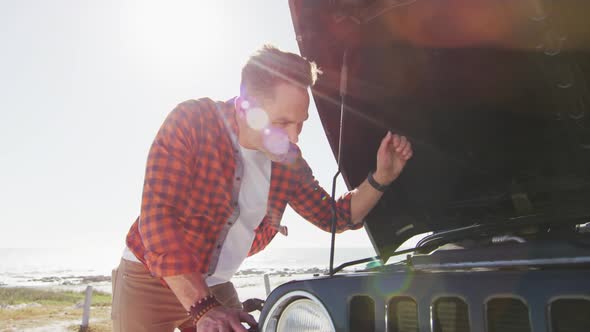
188,294,222,323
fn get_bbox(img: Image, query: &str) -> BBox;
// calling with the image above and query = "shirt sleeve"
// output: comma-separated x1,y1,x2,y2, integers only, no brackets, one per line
288,151,363,233
138,101,204,277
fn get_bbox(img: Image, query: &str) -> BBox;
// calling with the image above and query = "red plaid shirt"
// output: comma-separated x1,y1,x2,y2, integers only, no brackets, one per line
126,98,361,278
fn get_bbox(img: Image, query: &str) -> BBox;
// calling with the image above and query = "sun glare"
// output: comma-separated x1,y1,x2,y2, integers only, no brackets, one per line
246,107,269,130
122,2,229,72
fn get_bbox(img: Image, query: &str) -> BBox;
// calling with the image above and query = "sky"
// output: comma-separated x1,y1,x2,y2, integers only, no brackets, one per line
0,0,375,251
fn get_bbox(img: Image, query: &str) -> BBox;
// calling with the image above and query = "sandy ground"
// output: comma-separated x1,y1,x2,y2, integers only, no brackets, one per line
0,305,111,332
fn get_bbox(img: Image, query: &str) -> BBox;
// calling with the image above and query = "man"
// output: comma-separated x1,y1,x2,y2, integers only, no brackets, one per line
111,45,413,332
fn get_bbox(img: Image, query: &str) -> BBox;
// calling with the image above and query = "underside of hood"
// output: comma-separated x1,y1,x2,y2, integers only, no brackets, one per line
289,0,590,261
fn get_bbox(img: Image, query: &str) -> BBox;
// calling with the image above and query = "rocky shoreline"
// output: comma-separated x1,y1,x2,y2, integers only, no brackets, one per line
27,275,111,284
234,266,327,277
0,267,336,297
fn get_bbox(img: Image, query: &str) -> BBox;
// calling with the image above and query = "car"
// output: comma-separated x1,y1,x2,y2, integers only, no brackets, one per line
257,0,590,331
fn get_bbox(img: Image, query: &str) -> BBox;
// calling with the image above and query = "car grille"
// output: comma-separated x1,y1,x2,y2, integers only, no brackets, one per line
348,296,590,332
487,298,531,332
388,297,418,332
433,297,470,332
551,299,590,332
349,295,375,332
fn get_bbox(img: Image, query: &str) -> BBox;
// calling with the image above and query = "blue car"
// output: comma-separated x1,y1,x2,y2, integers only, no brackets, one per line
258,1,590,331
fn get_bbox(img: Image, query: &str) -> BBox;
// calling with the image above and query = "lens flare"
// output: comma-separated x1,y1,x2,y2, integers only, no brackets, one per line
245,107,269,130
241,100,250,110
366,268,416,298
263,127,290,157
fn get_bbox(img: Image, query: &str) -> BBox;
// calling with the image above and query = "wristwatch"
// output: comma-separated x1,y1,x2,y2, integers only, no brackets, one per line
367,171,389,192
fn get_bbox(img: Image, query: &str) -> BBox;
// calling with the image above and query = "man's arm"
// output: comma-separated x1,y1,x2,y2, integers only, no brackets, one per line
163,273,257,331
348,177,387,225
288,132,412,232
349,132,413,224
163,273,210,310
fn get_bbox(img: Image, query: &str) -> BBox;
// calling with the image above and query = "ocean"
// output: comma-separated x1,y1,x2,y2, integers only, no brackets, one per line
0,247,376,294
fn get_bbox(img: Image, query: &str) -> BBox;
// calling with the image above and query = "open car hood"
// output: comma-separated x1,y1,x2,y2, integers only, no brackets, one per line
289,0,590,261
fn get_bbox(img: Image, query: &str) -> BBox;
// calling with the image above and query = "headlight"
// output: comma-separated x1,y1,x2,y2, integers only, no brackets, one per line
262,291,336,332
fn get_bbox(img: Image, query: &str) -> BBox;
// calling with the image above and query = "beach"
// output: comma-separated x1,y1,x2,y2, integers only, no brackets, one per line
0,247,375,331
0,271,319,332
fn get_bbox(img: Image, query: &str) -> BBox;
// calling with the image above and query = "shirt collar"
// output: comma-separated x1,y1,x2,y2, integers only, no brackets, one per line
220,97,239,136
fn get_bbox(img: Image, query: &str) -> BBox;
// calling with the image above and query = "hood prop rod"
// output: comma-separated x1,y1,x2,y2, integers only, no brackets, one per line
329,50,348,276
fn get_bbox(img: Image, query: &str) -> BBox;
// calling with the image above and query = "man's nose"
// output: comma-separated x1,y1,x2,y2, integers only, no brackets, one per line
287,128,299,144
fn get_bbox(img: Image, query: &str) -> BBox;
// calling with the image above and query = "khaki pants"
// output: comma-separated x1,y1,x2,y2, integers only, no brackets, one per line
111,258,242,332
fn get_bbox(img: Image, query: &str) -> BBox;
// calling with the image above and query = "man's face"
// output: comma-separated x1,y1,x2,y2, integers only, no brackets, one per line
244,83,310,162
264,83,310,144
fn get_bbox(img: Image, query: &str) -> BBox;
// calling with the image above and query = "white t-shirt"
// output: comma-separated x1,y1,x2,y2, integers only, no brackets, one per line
123,144,271,286
206,145,271,286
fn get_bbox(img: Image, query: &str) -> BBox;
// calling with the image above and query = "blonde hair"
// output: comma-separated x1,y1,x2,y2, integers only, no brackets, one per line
240,45,320,102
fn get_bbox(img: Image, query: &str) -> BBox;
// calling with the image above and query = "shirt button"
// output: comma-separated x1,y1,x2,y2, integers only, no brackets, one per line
236,177,241,181
217,244,221,249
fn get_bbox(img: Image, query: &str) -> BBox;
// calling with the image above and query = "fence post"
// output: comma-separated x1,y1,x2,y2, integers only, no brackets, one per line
264,273,271,296
80,285,93,331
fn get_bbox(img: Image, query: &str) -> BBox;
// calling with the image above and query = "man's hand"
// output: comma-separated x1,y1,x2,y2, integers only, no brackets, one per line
242,298,265,312
374,132,413,185
196,305,257,332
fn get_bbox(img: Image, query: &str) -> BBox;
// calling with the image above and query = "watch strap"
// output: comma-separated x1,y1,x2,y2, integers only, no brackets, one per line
367,171,389,192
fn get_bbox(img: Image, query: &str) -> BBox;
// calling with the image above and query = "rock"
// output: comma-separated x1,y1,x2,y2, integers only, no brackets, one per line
28,276,62,283
235,269,264,276
80,275,111,283
3,303,42,310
